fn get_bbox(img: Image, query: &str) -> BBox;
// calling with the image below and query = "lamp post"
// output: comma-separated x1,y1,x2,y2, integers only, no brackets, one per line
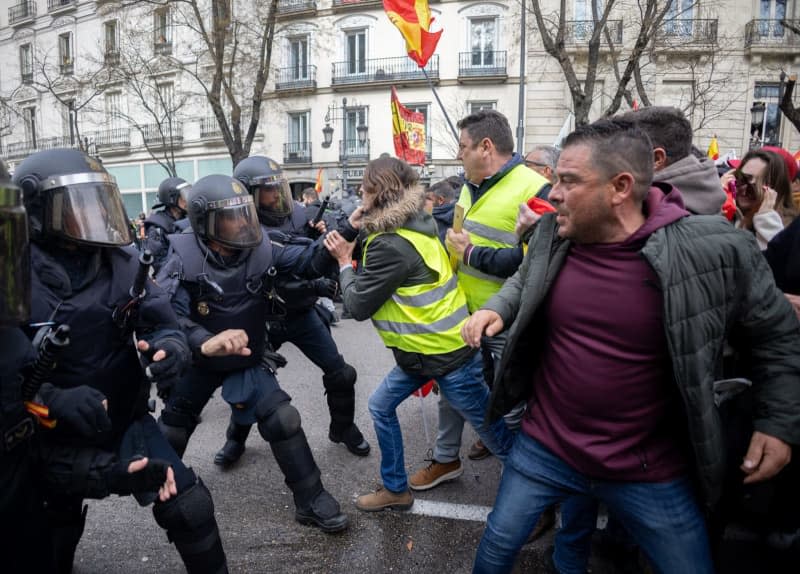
321,97,368,197
750,100,766,148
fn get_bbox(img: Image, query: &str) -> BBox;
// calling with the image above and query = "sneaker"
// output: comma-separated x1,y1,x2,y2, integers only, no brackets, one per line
329,424,371,457
213,439,245,468
467,439,492,461
355,485,414,512
295,489,349,533
409,459,463,491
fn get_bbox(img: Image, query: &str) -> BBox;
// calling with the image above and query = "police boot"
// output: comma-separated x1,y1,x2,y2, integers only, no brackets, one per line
324,364,370,457
153,479,228,574
213,418,251,468
259,402,349,533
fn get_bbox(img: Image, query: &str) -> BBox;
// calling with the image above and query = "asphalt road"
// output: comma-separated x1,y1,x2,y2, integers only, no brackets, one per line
73,313,605,574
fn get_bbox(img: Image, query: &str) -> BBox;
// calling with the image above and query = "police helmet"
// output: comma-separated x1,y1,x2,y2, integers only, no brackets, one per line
233,156,293,222
155,176,191,214
187,174,262,249
0,159,31,326
12,148,132,248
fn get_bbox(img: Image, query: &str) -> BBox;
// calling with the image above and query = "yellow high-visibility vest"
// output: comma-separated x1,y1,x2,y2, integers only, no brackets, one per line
364,228,469,355
456,164,546,311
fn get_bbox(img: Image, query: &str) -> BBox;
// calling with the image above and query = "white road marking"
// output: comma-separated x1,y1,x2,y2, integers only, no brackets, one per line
408,499,492,522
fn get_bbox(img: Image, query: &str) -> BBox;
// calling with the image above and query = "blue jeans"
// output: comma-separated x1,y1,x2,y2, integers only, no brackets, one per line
368,352,513,493
473,433,713,574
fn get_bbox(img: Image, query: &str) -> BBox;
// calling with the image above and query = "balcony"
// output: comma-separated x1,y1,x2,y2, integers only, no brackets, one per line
199,116,223,140
60,60,74,76
277,0,316,18
141,122,184,147
562,20,623,52
90,128,131,150
655,19,718,51
745,19,800,54
332,0,382,12
104,51,120,66
332,55,439,88
154,40,173,56
21,71,33,85
275,65,317,93
283,142,312,164
339,139,370,163
47,0,77,14
5,141,36,160
458,51,507,83
4,136,75,160
9,1,37,26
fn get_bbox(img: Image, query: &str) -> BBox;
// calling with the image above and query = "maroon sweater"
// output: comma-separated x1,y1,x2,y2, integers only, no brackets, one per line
522,186,691,482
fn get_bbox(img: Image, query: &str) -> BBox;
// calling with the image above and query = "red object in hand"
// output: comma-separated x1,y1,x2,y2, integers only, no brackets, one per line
722,189,736,222
527,197,557,215
412,380,435,398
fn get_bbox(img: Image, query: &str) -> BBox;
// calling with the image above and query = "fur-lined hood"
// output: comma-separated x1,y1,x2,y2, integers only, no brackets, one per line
362,184,429,235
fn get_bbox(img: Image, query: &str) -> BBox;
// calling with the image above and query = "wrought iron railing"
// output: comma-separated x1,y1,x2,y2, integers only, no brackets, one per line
91,128,131,148
199,117,222,139
104,51,120,66
154,41,173,56
562,20,623,45
21,72,33,85
9,1,36,25
656,18,718,44
277,0,316,15
332,0,382,9
275,65,317,91
339,139,370,162
745,19,800,48
283,142,312,164
47,0,76,13
332,55,438,86
141,122,184,146
458,51,507,78
60,61,74,76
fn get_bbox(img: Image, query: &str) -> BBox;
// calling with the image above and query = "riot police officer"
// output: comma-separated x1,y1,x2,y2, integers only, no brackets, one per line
218,156,368,467
143,176,191,272
156,174,350,533
13,149,228,574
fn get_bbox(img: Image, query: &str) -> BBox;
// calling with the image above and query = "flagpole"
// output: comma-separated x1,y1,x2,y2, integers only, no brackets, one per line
421,67,459,145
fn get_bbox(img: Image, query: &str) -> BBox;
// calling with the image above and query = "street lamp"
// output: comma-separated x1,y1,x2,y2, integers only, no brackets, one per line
750,100,766,148
320,97,368,196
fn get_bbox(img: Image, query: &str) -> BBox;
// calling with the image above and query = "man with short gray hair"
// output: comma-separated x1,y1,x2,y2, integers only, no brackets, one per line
523,145,559,201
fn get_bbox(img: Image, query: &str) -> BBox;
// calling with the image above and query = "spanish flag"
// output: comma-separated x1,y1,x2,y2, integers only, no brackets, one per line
314,168,323,194
707,136,719,161
383,0,442,68
391,86,426,165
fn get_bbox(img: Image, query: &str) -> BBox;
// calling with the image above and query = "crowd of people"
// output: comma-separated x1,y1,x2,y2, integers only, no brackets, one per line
1,106,799,574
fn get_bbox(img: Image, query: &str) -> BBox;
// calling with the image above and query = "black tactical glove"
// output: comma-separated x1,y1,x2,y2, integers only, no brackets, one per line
39,383,111,437
107,456,172,496
142,336,190,399
313,277,339,299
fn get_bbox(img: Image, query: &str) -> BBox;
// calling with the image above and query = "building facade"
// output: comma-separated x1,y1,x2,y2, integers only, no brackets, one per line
0,0,798,218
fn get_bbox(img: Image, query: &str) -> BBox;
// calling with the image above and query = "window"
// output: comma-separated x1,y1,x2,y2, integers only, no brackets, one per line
157,82,175,115
664,0,694,37
59,33,73,74
470,18,497,66
344,107,367,154
573,0,604,39
23,107,37,146
287,111,310,158
289,36,309,80
759,0,787,36
105,91,124,130
154,7,172,51
20,44,33,84
105,20,119,55
346,29,366,75
62,100,75,140
468,101,496,114
753,83,782,146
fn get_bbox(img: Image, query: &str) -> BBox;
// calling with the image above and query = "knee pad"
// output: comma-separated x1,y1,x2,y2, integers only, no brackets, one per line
158,416,192,457
153,479,214,535
323,363,356,393
257,402,301,443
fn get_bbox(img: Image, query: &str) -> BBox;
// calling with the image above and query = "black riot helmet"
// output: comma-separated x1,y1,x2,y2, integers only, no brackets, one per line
232,156,294,224
12,148,132,248
154,176,190,216
0,159,31,326
187,174,262,249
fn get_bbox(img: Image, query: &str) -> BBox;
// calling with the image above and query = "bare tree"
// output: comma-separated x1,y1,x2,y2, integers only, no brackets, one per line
776,20,800,133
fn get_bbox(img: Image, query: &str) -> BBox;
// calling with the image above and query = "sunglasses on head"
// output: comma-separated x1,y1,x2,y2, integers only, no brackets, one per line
733,171,760,199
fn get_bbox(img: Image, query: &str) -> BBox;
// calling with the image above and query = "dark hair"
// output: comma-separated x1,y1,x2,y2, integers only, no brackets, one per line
427,175,461,203
738,149,796,222
456,109,514,154
362,156,419,210
562,118,654,202
619,106,692,166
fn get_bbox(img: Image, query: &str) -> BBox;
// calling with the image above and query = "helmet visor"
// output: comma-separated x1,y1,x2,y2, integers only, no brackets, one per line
253,176,293,218
46,175,133,247
0,185,30,326
207,195,262,248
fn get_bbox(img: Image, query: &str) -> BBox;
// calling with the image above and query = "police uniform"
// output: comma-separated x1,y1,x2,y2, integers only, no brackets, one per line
143,177,192,272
